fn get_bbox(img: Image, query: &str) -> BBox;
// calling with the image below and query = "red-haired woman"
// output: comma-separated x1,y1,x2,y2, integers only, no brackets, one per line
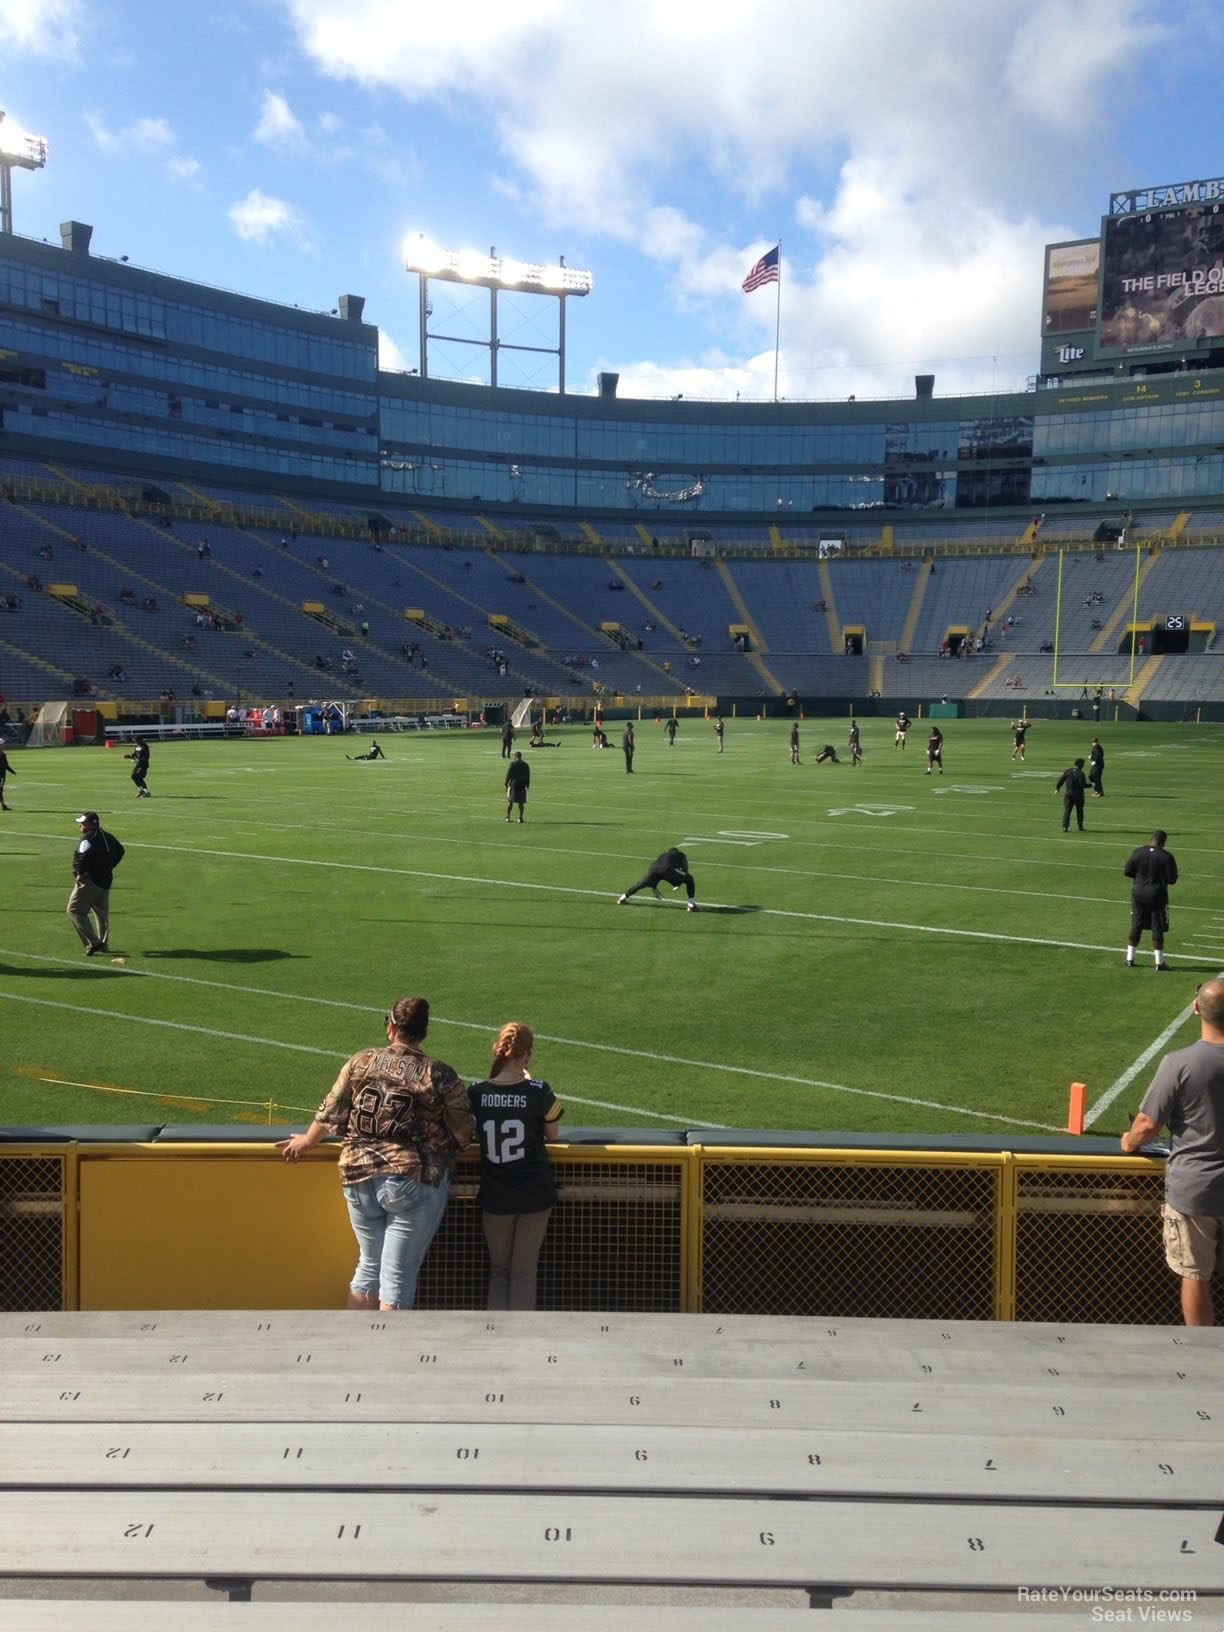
468,1022,563,1310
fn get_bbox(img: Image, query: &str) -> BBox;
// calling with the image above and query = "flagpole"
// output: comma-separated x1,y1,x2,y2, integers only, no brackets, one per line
773,240,781,403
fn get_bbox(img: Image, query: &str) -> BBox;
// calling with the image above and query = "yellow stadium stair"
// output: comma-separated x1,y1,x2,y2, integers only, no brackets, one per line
715,559,784,693
966,652,1014,701
580,520,603,546
476,515,506,540
411,510,444,536
1168,511,1191,540
816,558,841,651
1088,550,1162,654
1123,654,1164,706
176,482,224,512
897,565,929,655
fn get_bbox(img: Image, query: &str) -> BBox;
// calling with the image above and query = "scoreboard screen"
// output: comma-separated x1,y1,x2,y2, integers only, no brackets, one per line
1099,208,1224,354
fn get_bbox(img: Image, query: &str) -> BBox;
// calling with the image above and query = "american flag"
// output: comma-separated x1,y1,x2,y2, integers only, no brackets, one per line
742,244,780,293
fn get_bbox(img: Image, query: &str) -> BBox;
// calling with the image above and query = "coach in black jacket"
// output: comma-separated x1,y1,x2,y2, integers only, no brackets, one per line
68,810,125,955
1055,759,1088,832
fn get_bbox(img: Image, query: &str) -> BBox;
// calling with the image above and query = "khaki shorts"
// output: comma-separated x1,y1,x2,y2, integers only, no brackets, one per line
1161,1202,1223,1281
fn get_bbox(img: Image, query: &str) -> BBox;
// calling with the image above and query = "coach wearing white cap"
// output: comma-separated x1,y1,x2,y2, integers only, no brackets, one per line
67,811,125,956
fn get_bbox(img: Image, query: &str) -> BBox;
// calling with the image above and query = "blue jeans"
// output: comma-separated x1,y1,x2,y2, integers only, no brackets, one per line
343,1171,450,1307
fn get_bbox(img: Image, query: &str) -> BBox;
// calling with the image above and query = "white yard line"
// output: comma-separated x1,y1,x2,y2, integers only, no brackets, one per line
0,834,1133,957
0,953,1062,1132
1083,974,1224,1129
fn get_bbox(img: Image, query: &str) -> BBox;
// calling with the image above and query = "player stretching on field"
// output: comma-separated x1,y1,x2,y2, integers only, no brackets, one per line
1011,719,1029,761
618,847,698,911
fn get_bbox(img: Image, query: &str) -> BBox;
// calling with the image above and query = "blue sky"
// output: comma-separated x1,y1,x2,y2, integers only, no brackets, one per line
3,0,1221,402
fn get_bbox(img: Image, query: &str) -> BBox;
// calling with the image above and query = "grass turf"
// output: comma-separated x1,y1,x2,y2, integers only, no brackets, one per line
1,714,1222,1140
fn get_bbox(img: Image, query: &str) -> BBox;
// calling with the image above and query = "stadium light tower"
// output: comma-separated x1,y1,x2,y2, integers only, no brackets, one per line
0,112,48,236
403,234,592,393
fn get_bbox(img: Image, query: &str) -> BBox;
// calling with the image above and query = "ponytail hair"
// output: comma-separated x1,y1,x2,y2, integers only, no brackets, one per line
490,1020,533,1078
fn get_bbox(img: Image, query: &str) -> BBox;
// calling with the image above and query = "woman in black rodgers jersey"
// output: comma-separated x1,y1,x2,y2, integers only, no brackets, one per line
468,1022,563,1310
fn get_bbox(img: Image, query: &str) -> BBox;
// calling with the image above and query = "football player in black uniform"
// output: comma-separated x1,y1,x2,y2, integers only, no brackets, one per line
468,1021,563,1310
814,743,840,764
1088,737,1105,797
0,746,15,811
925,726,943,774
504,752,530,822
894,711,910,749
848,720,862,765
618,846,698,910
346,739,385,761
1011,719,1029,761
125,736,151,797
1055,758,1088,831
789,721,800,764
1124,830,1178,970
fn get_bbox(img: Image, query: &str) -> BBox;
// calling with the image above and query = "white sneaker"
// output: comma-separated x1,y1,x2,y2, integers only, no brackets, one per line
617,894,628,905
686,901,698,912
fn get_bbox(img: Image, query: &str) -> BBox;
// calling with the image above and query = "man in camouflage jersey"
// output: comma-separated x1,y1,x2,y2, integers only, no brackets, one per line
278,996,474,1309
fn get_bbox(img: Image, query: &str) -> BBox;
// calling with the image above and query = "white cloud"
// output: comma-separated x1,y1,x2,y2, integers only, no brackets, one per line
0,0,81,58
168,155,203,182
254,89,307,148
84,112,175,153
227,187,313,249
378,329,412,372
282,0,1175,392
318,110,343,134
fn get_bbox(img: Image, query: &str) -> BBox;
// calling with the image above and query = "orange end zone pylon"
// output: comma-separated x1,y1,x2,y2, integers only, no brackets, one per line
1066,1080,1086,1135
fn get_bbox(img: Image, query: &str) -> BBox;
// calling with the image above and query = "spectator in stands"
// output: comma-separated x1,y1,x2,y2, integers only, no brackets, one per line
143,596,159,612
197,540,210,559
4,592,18,611
37,544,53,561
277,996,474,1311
468,1022,563,1310
27,575,42,592
1121,976,1224,1325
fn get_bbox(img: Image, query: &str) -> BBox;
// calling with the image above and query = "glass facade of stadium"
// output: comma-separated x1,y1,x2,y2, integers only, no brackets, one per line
5,231,1224,518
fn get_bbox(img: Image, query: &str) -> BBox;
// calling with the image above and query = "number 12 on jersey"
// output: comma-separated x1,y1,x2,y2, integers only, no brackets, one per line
482,1119,526,1164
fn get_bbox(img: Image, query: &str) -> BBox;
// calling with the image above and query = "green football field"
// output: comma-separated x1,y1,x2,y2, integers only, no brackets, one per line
2,714,1222,1140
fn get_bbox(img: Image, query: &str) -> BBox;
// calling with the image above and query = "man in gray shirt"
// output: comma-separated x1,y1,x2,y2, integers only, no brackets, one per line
1121,976,1224,1325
